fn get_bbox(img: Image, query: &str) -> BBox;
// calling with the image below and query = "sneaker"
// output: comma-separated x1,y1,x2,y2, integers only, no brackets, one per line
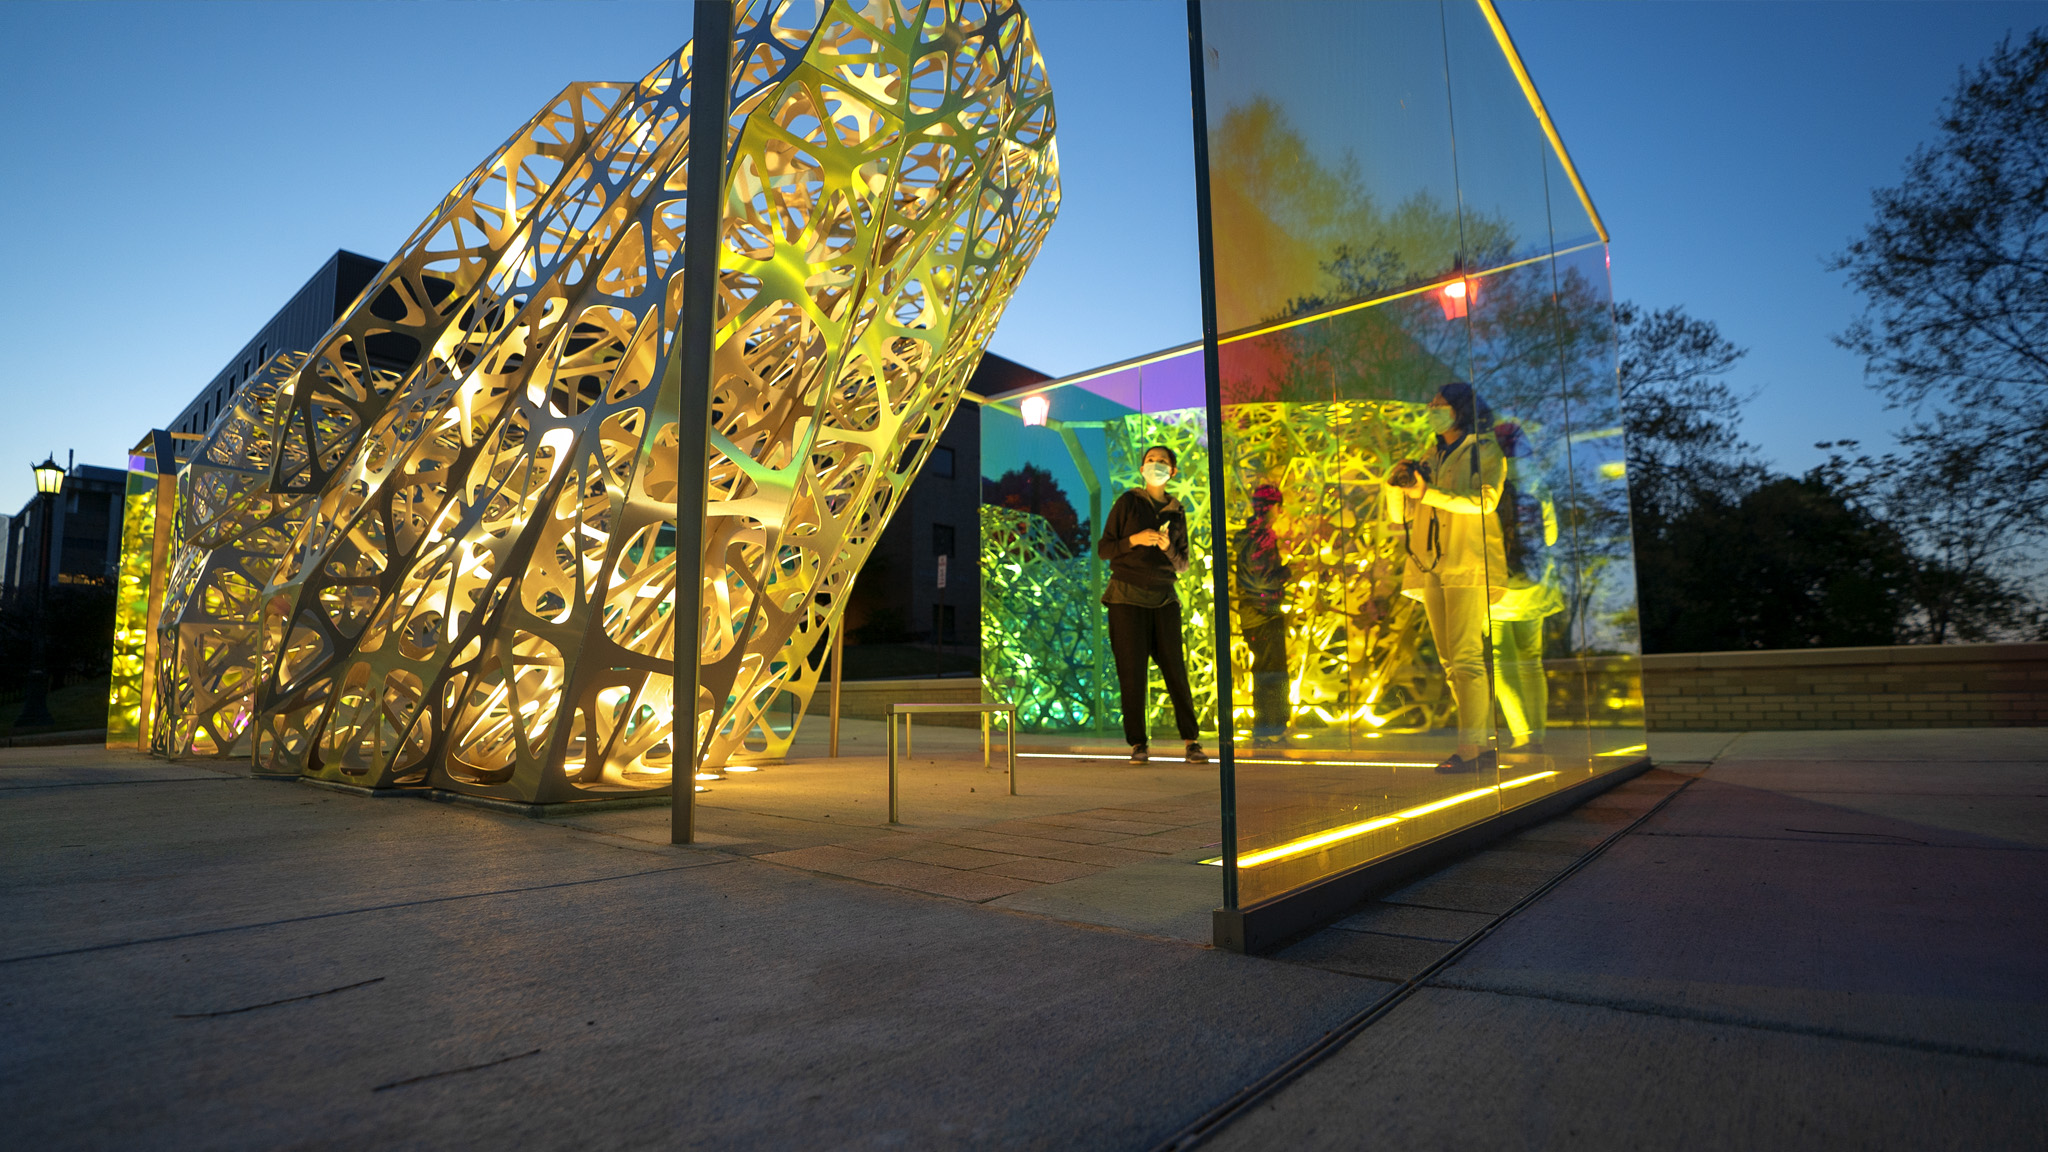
1129,745,1148,764
1184,743,1208,764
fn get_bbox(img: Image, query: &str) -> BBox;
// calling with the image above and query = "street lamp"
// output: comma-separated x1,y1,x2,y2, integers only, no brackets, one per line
32,457,65,496
16,456,65,729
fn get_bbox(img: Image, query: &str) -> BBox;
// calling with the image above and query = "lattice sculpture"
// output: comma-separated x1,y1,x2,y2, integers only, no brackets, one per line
153,354,315,759
151,0,1059,804
1213,401,1455,738
980,504,1101,729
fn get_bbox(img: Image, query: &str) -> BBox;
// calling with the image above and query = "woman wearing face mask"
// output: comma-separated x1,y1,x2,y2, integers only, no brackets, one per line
1387,382,1506,774
1097,444,1206,765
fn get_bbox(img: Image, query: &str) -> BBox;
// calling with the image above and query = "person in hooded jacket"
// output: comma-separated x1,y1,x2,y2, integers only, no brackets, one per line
1236,484,1292,746
1097,444,1206,765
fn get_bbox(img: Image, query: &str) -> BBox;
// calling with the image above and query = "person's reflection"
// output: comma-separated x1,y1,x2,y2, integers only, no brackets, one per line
1387,381,1505,774
1235,484,1292,748
1490,422,1566,762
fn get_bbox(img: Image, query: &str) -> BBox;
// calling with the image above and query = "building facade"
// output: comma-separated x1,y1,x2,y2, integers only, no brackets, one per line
843,352,1049,674
164,250,387,437
4,463,129,590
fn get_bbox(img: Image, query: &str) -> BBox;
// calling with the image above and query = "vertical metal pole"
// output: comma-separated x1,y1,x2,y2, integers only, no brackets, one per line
1187,0,1240,910
671,0,734,846
829,622,843,757
1007,709,1016,796
886,711,899,823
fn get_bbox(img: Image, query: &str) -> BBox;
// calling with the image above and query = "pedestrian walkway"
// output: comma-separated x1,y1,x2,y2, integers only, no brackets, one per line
3,728,2041,1150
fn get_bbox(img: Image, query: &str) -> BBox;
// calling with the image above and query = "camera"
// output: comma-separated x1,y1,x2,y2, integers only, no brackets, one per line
1387,459,1431,488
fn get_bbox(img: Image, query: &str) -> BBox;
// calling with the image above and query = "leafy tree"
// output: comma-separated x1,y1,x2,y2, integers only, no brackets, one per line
1616,302,1757,515
982,465,1088,556
1832,29,2048,624
1642,472,1913,652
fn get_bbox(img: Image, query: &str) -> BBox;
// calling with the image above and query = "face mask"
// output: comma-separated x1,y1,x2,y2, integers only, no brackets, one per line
1141,462,1172,486
1426,406,1457,434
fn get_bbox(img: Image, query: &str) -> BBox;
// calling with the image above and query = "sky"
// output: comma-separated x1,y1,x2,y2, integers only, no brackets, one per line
1,0,2042,514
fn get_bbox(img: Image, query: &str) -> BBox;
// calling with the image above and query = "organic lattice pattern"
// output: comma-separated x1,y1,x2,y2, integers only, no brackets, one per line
151,0,1058,804
1215,401,1453,735
980,504,1100,729
154,353,314,759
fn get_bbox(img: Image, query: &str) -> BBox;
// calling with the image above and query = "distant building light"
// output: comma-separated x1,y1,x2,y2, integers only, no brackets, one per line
1019,393,1050,427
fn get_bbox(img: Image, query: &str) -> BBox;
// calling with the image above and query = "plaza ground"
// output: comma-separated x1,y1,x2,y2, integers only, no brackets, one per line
3,727,2043,1149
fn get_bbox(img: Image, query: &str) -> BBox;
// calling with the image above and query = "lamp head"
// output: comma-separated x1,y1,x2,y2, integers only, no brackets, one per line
31,456,64,496
1019,393,1050,427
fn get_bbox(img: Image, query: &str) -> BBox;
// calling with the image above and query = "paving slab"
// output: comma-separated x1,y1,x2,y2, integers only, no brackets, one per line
1199,730,2048,1151
1203,985,2048,1152
0,746,1378,1151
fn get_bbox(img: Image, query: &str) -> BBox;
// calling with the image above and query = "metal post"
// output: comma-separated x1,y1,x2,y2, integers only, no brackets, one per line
671,0,734,846
829,623,843,757
886,709,899,823
1187,0,1240,909
1006,708,1016,796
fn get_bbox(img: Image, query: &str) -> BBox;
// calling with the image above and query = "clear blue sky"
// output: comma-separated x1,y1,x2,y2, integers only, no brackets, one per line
1,0,2041,514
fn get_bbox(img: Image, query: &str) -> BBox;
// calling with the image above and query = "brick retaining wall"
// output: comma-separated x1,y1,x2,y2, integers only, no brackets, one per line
815,646,2048,736
1642,643,2048,731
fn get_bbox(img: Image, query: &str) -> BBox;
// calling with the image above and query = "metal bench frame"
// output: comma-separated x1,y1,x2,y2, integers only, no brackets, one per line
884,702,1018,824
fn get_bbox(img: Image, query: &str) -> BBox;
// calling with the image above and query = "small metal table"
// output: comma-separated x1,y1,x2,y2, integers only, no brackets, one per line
884,702,1018,824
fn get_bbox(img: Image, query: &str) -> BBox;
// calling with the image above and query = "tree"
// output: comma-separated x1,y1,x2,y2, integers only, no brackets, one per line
1616,302,1757,516
1641,472,1913,652
982,465,1088,556
1833,30,2048,617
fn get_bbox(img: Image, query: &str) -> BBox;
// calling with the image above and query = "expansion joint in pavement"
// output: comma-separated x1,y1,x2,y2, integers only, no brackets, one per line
1150,773,1702,1152
0,860,727,966
1424,979,2048,1068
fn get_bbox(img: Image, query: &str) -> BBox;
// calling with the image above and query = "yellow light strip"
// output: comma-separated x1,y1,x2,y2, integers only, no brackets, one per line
1239,758,1440,769
1391,784,1500,821
1475,0,1610,243
1015,752,1442,769
1235,817,1401,868
964,238,1602,410
1599,744,1648,757
1201,770,1564,867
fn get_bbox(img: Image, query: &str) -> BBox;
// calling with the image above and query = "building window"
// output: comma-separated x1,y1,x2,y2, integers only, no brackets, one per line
932,522,955,558
259,343,268,364
929,444,954,478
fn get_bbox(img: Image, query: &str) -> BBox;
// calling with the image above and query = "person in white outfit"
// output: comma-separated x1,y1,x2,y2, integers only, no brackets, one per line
1387,381,1505,774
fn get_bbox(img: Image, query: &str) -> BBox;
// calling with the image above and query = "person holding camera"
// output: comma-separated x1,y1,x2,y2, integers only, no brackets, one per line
1097,444,1206,766
1387,381,1506,774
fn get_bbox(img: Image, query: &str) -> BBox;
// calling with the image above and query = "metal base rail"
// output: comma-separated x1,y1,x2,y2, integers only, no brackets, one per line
885,702,1018,824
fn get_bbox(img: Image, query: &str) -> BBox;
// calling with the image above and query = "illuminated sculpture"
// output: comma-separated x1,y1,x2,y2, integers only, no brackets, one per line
147,0,1059,804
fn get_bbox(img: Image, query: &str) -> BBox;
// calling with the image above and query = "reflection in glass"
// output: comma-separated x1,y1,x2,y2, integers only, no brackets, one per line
1197,0,1644,908
978,0,1645,919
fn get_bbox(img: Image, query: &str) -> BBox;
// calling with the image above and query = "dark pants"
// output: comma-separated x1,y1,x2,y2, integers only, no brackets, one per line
1243,614,1288,739
1107,601,1199,747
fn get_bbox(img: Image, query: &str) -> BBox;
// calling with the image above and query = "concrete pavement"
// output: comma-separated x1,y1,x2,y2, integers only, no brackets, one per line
1201,728,2048,1151
4,728,2043,1149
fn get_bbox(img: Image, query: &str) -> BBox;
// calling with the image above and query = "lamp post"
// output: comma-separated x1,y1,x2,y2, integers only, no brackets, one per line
16,456,65,729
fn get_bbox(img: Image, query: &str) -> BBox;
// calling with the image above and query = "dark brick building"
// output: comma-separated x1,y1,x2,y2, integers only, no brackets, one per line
841,351,1049,678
